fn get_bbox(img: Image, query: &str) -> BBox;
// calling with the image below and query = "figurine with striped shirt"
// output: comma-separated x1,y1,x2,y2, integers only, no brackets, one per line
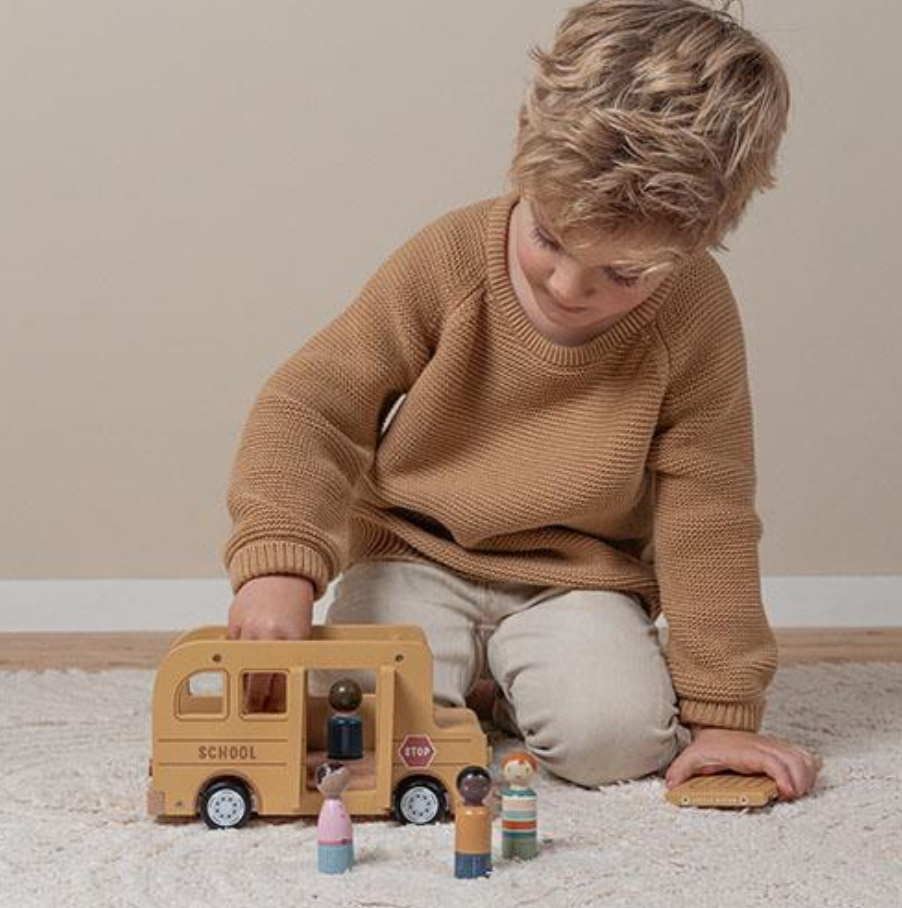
501,751,539,860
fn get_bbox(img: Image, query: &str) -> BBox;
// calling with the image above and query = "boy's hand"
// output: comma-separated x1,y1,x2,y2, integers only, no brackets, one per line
664,726,823,801
227,574,316,712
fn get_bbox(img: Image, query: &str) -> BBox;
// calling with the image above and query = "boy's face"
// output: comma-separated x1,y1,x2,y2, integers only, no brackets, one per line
509,196,678,343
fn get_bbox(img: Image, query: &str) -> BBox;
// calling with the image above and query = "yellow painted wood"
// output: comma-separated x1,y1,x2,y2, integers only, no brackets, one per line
376,664,396,811
147,624,489,824
665,773,780,809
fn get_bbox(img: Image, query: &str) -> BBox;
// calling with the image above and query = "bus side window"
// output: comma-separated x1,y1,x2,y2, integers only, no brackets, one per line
177,670,227,718
241,671,288,717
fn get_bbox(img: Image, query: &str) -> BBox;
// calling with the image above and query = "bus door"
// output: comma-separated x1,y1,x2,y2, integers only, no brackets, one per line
288,666,307,811
375,664,396,810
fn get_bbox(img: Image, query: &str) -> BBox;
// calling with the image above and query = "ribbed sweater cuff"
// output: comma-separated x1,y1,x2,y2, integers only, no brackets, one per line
227,540,332,601
678,697,766,733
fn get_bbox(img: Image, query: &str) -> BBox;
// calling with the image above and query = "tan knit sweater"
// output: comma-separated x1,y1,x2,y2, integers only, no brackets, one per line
224,190,779,732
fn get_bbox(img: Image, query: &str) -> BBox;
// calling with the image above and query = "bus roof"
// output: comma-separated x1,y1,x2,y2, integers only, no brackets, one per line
166,623,429,654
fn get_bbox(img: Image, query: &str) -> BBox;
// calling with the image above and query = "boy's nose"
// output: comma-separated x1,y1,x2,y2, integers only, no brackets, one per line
548,263,599,304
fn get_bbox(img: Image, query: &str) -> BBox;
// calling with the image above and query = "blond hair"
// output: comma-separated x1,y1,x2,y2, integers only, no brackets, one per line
507,0,791,271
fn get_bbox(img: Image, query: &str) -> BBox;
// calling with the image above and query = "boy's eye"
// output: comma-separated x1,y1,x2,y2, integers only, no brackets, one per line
531,225,559,252
531,225,641,287
607,271,640,288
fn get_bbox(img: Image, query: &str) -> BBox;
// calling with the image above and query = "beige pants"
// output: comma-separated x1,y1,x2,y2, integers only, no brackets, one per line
324,557,689,789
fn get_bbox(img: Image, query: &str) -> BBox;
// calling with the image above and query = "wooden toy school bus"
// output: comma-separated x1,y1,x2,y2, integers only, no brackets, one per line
147,624,493,829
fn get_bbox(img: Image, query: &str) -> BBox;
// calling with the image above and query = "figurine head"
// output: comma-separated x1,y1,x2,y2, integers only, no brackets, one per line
455,765,493,806
501,751,538,787
315,760,351,798
328,678,363,713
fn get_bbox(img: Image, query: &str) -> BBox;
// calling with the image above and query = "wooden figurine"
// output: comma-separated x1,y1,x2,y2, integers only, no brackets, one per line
453,765,494,879
327,677,364,760
316,761,355,873
500,751,538,860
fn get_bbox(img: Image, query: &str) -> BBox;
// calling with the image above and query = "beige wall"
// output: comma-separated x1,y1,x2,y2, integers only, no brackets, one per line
1,1,899,580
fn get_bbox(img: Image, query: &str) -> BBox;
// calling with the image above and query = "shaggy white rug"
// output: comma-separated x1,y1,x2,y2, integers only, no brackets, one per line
0,662,900,908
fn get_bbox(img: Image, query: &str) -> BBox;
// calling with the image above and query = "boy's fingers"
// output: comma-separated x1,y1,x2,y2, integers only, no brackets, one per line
664,747,700,786
783,749,820,796
668,737,821,799
803,750,823,770
757,740,821,798
741,747,793,798
768,754,802,799
796,749,823,789
665,749,728,787
244,672,272,712
801,754,822,792
269,673,287,711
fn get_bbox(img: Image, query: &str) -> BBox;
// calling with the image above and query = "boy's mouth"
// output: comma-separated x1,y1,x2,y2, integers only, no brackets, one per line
545,292,589,314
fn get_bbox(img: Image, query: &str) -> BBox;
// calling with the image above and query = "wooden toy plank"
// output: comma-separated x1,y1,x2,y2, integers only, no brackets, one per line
664,772,779,808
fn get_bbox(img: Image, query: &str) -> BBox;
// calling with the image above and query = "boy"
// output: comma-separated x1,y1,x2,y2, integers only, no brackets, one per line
224,0,822,798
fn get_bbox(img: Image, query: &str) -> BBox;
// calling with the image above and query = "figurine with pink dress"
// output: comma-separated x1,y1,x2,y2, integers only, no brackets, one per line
316,761,354,873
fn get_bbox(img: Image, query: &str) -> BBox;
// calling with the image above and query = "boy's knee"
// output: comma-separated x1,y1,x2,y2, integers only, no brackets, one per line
527,710,682,789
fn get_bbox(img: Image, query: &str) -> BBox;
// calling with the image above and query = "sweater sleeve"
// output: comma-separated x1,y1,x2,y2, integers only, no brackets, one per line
647,253,779,733
222,225,445,601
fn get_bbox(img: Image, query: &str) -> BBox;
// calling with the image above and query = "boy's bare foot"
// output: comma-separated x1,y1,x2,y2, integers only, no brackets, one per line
465,678,498,721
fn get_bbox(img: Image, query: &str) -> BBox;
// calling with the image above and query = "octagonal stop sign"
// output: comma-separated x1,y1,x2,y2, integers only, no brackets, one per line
399,734,436,768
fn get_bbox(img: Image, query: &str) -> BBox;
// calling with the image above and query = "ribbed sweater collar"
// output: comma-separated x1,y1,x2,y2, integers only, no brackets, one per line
485,190,679,367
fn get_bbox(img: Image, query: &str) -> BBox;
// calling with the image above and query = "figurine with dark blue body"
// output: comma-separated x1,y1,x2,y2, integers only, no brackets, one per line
453,765,494,879
327,678,363,761
316,761,354,874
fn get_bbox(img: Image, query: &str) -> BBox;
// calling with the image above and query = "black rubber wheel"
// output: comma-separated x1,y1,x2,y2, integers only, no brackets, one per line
199,779,253,829
393,777,448,825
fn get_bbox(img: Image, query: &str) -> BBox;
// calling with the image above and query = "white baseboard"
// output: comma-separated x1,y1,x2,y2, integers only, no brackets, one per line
0,576,899,633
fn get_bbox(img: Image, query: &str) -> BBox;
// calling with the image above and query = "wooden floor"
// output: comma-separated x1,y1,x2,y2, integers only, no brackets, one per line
0,628,901,670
